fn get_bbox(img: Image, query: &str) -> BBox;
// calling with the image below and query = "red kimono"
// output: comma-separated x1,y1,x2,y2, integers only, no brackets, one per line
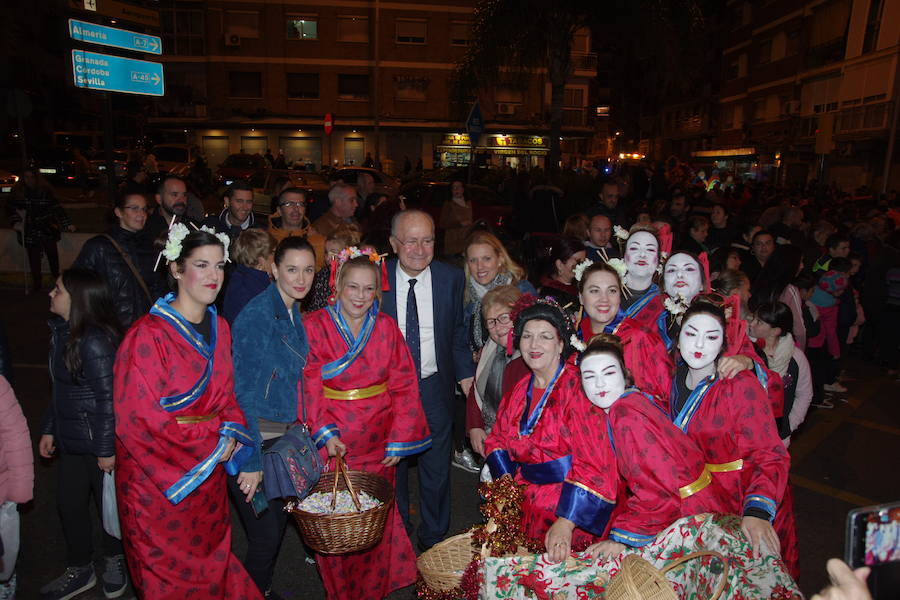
579,317,673,402
303,306,430,600
620,284,665,331
485,363,618,550
601,390,732,547
669,370,796,575
113,298,261,600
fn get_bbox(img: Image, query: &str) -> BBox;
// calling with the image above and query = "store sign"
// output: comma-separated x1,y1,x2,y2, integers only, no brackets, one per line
489,135,547,148
441,133,471,146
493,148,548,156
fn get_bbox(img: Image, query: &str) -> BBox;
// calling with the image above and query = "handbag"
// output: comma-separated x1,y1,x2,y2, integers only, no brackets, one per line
102,471,121,539
261,382,323,501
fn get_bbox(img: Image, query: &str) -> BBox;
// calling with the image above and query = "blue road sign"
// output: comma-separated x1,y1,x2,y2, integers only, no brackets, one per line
69,19,162,55
71,49,165,96
466,101,484,145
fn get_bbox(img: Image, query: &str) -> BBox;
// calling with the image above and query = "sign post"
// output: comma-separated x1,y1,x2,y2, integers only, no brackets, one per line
465,101,484,183
69,19,162,55
71,49,165,96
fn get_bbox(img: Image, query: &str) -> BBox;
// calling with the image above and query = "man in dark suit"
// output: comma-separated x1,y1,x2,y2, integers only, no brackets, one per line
382,209,474,550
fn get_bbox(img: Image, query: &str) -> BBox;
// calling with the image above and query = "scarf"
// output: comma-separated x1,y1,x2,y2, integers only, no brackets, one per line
766,333,795,377
467,271,514,351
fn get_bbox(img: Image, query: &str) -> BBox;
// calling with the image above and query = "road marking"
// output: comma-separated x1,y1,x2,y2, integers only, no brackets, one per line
790,474,876,507
845,417,900,437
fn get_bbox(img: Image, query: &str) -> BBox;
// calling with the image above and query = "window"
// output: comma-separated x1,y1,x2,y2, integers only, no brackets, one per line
726,54,747,80
721,105,734,129
287,17,318,40
862,0,884,53
396,19,426,44
752,98,766,121
786,29,801,55
338,74,369,100
161,8,204,56
224,11,259,39
564,87,585,107
286,73,319,99
394,75,429,101
450,21,471,46
757,39,772,65
338,16,369,43
228,71,262,98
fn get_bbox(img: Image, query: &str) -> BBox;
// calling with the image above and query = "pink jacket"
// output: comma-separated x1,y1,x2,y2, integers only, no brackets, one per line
0,376,33,504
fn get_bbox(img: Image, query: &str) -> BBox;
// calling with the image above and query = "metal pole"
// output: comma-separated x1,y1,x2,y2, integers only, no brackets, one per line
373,0,381,165
103,93,116,205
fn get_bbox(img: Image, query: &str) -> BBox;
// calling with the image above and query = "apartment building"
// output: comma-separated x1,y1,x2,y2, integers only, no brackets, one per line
149,0,599,173
705,0,900,189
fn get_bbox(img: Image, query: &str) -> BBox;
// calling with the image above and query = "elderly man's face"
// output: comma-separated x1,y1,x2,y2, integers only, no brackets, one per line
390,212,435,277
588,215,612,248
279,192,307,228
331,190,358,218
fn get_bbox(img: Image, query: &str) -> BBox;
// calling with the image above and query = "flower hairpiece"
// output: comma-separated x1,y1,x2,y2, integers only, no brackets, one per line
663,293,689,316
570,335,586,352
613,225,629,241
336,245,385,266
161,224,231,263
607,258,627,280
573,258,594,282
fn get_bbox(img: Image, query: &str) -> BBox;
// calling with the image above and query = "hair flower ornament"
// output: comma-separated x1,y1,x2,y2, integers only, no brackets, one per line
613,225,629,241
570,335,586,352
573,258,594,282
606,258,627,279
162,223,231,263
330,245,390,293
663,293,689,316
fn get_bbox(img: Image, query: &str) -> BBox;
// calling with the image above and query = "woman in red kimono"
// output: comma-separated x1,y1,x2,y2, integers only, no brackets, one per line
574,334,731,558
485,296,618,564
113,227,261,600
575,260,672,400
619,225,669,328
669,299,793,572
303,249,430,600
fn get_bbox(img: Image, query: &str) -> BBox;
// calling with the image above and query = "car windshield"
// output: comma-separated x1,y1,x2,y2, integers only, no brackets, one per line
34,148,73,161
222,155,262,169
152,146,189,162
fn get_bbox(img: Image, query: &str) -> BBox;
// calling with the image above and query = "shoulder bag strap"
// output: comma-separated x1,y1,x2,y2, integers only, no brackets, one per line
102,234,153,302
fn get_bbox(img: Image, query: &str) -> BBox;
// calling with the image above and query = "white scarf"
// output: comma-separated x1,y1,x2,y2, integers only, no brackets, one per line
766,333,795,376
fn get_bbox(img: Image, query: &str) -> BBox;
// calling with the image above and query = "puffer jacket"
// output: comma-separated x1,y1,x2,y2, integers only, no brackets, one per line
42,318,118,457
73,226,158,328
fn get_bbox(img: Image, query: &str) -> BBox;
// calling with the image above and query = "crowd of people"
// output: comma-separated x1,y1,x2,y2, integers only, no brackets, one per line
3,162,896,600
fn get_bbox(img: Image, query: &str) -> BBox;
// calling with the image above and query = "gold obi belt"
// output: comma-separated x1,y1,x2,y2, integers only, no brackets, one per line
706,459,744,473
679,466,712,499
175,412,218,424
322,381,388,400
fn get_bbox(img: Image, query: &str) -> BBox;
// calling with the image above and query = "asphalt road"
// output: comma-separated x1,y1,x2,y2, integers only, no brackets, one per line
3,284,898,599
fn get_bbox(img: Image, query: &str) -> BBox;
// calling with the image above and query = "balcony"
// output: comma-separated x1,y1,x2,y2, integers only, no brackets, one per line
836,102,891,133
562,108,589,128
571,52,598,72
804,37,847,70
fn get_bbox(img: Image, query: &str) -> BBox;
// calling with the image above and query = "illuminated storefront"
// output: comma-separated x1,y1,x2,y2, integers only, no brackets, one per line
436,133,549,169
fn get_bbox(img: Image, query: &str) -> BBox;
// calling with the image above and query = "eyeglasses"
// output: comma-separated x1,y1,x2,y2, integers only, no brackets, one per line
280,201,306,209
485,313,512,329
394,237,435,249
123,205,150,213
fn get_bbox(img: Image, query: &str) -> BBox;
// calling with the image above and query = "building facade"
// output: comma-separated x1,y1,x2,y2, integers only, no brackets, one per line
150,0,599,174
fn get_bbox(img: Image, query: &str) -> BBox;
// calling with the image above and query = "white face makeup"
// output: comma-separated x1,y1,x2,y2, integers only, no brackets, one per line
678,313,724,370
664,253,703,301
623,231,659,283
580,353,627,411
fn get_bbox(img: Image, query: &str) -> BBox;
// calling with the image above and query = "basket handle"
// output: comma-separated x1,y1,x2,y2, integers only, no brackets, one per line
329,454,362,513
661,550,729,600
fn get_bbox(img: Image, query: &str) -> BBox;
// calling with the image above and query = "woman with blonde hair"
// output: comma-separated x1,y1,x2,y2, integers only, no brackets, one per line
464,230,535,352
222,228,277,324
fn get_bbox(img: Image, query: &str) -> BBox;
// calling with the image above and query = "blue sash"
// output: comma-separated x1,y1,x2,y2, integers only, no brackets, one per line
150,294,217,413
519,455,572,484
623,284,659,320
519,362,565,437
165,421,255,505
322,300,379,380
671,375,716,432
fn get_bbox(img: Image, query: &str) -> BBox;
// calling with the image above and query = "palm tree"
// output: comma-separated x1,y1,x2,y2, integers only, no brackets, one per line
454,0,711,180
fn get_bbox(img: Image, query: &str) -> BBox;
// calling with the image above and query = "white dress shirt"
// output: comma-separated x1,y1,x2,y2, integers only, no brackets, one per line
395,265,437,379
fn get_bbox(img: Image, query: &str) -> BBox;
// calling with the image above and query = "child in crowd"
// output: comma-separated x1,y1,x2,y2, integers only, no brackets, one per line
0,376,33,599
807,259,851,405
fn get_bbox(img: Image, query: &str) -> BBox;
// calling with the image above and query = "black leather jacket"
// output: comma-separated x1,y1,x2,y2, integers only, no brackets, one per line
73,226,158,328
42,318,118,457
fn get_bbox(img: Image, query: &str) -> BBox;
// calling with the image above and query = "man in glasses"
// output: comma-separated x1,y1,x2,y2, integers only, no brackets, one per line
73,188,158,327
203,180,265,243
268,187,325,268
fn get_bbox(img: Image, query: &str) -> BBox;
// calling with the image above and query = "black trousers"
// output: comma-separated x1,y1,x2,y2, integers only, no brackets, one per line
26,240,59,290
227,438,288,594
57,453,123,567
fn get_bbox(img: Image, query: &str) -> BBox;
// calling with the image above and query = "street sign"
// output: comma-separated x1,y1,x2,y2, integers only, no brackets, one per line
465,101,484,145
69,19,162,55
71,49,164,96
324,113,334,135
67,0,160,28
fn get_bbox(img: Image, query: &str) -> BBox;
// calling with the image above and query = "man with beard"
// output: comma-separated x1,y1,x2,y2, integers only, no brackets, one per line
144,175,199,244
203,180,266,243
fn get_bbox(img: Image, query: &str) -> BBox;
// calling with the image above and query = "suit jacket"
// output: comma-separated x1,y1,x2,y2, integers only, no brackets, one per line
382,259,474,393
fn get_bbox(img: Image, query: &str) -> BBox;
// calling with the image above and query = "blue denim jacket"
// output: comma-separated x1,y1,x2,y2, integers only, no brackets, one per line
231,282,309,472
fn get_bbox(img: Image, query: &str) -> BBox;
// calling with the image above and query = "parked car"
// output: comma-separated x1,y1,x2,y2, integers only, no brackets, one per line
216,153,268,187
30,147,94,186
150,143,202,174
90,150,128,183
241,169,331,215
327,167,399,197
0,170,18,196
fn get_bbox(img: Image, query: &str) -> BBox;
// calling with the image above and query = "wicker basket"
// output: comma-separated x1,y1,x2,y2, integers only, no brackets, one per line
606,551,729,600
288,454,393,555
417,532,478,592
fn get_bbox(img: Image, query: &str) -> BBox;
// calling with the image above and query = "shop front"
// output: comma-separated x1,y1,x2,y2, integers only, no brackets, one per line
436,133,549,169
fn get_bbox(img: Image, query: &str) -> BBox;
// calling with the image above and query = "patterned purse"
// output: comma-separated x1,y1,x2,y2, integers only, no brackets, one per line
261,383,323,500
